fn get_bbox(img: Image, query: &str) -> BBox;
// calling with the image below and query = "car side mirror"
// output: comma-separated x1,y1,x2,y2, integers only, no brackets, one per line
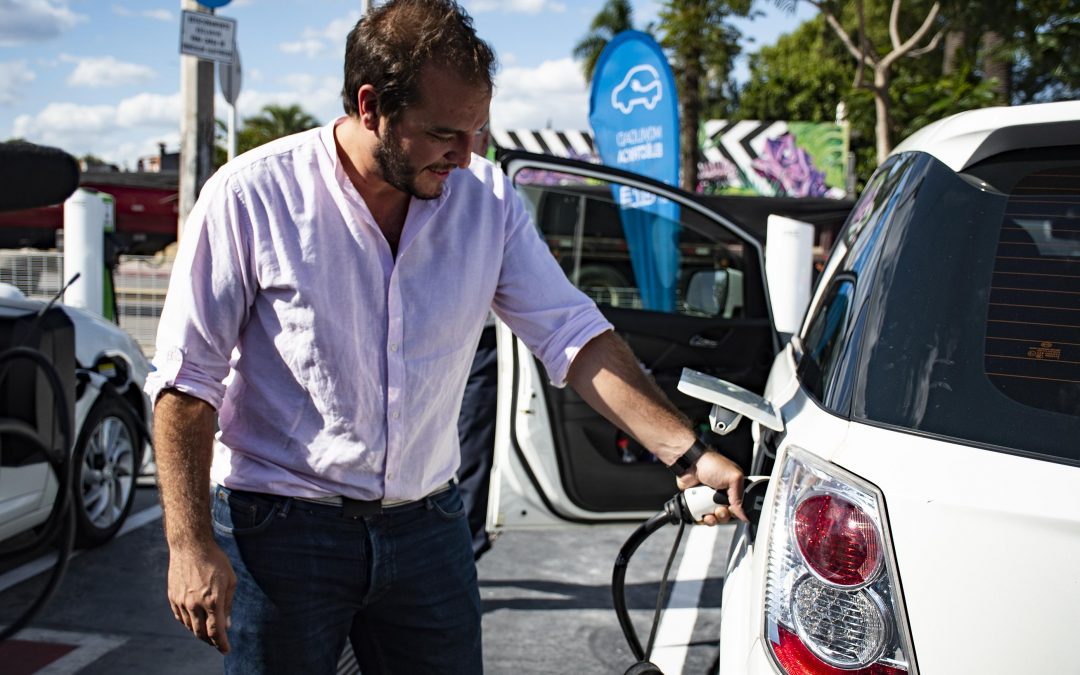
677,368,784,436
684,269,728,317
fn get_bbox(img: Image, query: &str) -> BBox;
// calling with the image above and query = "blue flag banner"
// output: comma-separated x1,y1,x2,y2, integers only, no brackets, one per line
588,31,681,312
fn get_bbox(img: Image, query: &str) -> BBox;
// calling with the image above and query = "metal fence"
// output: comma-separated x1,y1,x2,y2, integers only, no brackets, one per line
0,250,170,357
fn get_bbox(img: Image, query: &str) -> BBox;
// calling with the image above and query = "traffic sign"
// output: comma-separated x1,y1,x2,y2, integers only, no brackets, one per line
219,48,242,104
180,10,236,64
198,0,232,8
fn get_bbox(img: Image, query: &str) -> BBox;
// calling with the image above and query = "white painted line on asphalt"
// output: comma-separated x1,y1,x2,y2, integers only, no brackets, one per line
118,503,163,536
13,627,129,675
649,523,728,675
0,505,162,594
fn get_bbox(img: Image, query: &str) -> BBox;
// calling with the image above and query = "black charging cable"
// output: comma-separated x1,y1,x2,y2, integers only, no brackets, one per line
612,479,769,675
0,346,75,643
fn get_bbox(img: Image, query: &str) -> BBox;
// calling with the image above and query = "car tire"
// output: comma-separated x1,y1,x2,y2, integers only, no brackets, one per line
72,396,142,548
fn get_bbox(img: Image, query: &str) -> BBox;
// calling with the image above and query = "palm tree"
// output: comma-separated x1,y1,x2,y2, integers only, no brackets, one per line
572,0,637,84
237,104,320,155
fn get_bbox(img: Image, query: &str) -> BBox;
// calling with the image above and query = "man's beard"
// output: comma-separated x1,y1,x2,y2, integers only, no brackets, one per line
374,125,443,200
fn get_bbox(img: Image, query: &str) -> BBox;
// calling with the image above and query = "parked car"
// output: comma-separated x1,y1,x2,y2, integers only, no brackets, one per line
0,284,152,548
486,99,1080,674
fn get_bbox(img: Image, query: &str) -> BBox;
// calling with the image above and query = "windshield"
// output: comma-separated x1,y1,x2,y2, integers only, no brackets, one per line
846,148,1079,464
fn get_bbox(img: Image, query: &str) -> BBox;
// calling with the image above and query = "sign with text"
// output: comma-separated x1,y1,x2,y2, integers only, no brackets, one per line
180,10,236,64
588,31,681,312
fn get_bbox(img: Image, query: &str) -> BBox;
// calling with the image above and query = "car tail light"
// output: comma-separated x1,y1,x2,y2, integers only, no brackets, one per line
794,493,882,586
763,447,917,674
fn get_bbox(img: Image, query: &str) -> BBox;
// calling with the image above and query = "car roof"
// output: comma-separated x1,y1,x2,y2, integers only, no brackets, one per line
890,100,1080,172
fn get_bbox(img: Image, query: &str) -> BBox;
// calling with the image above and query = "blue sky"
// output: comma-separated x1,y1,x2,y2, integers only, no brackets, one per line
0,0,816,169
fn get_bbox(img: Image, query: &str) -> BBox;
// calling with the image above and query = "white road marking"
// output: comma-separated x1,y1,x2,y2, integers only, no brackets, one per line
11,627,128,675
0,505,162,593
649,523,731,675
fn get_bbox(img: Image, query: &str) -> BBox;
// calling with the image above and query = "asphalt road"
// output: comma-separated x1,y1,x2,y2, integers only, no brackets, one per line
0,486,735,674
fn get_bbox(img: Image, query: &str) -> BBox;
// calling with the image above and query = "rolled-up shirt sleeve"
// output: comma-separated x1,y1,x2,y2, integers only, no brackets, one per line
144,171,256,409
491,175,613,387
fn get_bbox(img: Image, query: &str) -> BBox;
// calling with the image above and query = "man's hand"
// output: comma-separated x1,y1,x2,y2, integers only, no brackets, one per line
168,541,237,654
676,451,747,525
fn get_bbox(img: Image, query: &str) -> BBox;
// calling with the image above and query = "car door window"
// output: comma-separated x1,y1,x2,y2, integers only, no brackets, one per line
499,155,774,515
515,172,748,319
797,277,855,403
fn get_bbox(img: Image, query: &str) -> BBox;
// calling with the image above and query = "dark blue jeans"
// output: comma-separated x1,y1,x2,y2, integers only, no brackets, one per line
211,483,482,674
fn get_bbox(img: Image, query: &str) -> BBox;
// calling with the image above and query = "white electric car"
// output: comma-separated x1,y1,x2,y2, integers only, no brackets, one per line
0,286,152,549
487,100,1080,674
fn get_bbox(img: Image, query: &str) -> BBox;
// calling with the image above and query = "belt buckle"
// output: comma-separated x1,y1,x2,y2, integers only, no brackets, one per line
342,498,382,518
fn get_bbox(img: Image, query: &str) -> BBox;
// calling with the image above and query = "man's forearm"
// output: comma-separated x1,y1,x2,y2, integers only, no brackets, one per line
566,330,696,466
153,390,218,550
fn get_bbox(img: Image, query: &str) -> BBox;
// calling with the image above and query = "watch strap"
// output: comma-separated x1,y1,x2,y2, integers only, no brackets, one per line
669,438,711,476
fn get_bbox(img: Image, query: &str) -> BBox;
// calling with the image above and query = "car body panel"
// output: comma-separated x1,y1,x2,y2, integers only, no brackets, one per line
893,100,1080,171
0,463,52,542
836,423,1080,673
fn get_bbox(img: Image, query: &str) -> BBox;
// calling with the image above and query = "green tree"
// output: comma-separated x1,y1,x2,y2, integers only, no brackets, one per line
215,104,321,168
774,0,948,163
738,9,996,186
237,104,320,153
572,0,639,84
658,0,755,191
938,0,1080,104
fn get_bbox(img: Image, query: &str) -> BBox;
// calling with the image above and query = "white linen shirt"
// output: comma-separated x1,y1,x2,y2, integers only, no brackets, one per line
145,117,612,502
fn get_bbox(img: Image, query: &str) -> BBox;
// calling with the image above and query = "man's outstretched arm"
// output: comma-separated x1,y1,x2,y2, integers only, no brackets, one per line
154,389,236,653
565,330,747,523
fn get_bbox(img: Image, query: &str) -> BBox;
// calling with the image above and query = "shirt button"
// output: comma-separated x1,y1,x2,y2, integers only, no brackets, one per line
390,343,399,352
392,410,400,419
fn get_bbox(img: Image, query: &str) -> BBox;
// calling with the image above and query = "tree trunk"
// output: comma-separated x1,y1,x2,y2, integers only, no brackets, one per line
679,49,702,192
873,68,893,164
943,29,965,75
980,30,1011,104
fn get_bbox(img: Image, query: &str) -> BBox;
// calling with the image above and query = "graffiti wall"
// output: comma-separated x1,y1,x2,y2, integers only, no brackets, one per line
491,120,850,199
699,120,849,198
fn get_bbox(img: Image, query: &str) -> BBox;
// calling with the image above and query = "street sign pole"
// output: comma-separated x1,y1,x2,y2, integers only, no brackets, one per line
226,92,237,163
178,0,216,242
178,0,235,241
218,46,241,162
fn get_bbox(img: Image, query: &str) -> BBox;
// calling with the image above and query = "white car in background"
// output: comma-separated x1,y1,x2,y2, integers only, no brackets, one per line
485,100,1080,674
0,285,152,549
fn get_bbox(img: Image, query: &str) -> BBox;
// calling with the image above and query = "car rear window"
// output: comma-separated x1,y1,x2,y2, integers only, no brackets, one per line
984,167,1080,418
843,147,1079,465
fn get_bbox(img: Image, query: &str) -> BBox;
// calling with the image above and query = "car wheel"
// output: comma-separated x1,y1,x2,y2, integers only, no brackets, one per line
72,396,142,547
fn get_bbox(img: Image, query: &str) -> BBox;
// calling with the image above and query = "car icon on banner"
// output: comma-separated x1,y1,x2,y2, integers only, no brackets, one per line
611,65,663,114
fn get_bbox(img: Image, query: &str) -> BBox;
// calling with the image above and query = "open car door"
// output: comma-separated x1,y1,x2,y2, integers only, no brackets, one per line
488,152,778,530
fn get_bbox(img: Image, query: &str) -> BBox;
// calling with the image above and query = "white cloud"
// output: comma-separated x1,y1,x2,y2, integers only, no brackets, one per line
11,92,181,167
281,11,359,59
492,57,588,130
229,74,341,126
0,60,36,106
468,0,566,14
307,12,360,47
279,39,325,59
115,92,181,128
63,55,156,88
0,0,86,46
111,5,170,21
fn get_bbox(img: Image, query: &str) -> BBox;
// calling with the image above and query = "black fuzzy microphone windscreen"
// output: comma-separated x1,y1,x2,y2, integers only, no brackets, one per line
0,141,80,212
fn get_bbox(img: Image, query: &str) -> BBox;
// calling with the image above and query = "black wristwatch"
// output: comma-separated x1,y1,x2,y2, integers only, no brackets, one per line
669,438,713,476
